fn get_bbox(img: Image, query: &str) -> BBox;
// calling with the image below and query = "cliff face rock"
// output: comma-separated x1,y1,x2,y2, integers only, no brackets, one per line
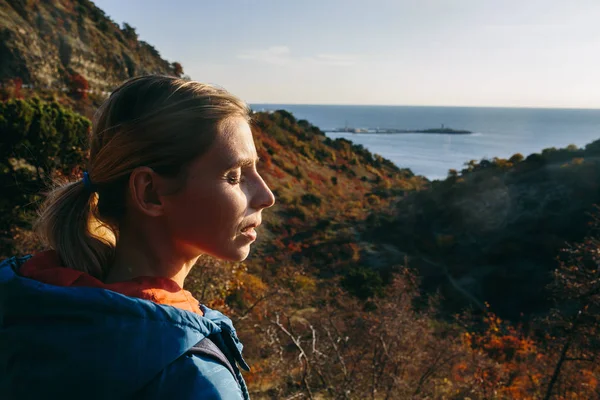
0,0,178,90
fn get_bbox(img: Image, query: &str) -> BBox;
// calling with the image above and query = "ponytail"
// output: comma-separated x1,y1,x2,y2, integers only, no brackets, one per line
34,178,115,279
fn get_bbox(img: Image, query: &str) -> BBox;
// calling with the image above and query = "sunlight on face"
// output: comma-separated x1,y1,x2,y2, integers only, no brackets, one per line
161,117,275,261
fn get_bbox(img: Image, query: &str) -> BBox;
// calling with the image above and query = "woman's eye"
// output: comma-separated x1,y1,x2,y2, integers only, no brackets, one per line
227,174,242,184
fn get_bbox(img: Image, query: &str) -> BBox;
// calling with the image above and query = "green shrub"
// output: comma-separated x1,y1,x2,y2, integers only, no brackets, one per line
342,267,384,299
0,98,90,255
509,153,524,164
301,193,322,207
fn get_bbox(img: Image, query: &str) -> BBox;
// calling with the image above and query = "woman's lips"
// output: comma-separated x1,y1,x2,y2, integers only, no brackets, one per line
240,226,257,241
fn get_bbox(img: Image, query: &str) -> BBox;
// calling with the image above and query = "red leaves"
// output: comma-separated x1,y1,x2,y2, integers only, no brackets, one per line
68,73,89,99
0,78,23,100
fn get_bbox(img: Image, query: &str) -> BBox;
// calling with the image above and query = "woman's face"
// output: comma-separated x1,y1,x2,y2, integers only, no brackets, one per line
161,116,275,261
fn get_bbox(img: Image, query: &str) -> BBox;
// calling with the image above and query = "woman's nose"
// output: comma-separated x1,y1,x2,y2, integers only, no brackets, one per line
251,174,276,210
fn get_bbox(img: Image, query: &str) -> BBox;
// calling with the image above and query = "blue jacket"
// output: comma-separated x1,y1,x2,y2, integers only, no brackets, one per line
0,255,250,399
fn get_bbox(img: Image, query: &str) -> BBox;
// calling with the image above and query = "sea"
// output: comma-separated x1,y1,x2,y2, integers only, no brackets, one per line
251,104,600,180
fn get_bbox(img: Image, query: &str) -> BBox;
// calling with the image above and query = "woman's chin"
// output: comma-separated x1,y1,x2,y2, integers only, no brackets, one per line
231,251,250,262
220,245,251,262
200,247,250,262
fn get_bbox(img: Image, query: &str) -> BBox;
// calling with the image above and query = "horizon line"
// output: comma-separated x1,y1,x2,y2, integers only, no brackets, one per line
248,102,600,111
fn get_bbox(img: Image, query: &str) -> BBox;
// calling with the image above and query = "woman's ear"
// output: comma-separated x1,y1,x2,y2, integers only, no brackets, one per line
128,167,164,217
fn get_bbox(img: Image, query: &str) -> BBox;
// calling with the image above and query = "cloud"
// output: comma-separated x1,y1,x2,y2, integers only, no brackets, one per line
314,54,359,66
237,46,292,66
237,46,359,67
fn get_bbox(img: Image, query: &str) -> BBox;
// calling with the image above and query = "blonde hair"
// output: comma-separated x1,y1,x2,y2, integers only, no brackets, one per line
34,75,250,279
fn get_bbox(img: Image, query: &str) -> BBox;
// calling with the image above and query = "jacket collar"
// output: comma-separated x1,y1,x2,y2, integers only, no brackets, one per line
18,250,203,315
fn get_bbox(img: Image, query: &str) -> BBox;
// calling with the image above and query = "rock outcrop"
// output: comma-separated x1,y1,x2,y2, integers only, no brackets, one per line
0,0,179,90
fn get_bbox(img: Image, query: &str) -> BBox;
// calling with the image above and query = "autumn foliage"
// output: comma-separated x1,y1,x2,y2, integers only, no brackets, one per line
1,101,599,398
68,73,89,99
0,78,24,100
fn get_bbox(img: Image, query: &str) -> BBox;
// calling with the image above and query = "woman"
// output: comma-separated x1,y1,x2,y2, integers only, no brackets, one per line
0,76,275,399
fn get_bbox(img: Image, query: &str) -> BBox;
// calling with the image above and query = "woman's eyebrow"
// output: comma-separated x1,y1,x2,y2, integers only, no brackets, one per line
226,156,260,170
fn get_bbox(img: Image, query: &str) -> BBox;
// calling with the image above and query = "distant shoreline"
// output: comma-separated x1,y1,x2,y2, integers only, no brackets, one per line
327,127,472,135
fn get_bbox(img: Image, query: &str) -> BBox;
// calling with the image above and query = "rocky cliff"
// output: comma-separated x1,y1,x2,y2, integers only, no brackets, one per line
0,0,179,90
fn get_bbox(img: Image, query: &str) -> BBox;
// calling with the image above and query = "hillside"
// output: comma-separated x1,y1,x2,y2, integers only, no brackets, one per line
3,97,599,398
242,110,426,291
0,0,180,91
367,144,600,318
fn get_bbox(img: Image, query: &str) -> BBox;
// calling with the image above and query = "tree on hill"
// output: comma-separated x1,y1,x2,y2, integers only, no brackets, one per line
543,210,600,399
509,153,524,164
121,22,138,41
171,62,184,77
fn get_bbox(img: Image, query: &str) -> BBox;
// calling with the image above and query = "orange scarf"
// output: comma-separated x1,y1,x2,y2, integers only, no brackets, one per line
19,250,203,316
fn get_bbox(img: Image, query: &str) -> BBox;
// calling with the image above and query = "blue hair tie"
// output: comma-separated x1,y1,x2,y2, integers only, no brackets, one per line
82,172,96,193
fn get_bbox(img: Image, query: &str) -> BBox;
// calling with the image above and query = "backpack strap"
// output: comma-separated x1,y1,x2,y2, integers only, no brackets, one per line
187,337,241,388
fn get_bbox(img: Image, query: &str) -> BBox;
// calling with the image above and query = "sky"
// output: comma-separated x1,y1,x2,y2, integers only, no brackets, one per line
93,0,600,108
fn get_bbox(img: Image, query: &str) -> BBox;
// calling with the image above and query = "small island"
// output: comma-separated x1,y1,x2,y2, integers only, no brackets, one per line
331,124,472,135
